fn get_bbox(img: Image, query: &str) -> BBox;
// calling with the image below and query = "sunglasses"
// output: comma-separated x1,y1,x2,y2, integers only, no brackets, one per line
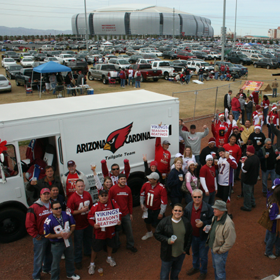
53,207,62,210
100,195,108,197
173,210,182,212
112,168,119,171
193,196,202,198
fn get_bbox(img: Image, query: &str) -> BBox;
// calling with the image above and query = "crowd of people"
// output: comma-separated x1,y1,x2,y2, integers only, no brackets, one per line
24,89,280,279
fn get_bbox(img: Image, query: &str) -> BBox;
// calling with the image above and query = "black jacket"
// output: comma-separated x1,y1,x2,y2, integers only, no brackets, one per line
248,132,266,152
143,161,162,182
258,146,277,172
200,146,218,166
271,125,280,150
154,215,192,261
241,154,260,185
166,168,184,198
184,201,213,241
224,93,231,110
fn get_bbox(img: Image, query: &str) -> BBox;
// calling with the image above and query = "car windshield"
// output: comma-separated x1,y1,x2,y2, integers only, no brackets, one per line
103,65,116,70
9,65,22,70
118,60,129,64
189,53,194,56
225,62,233,67
64,55,72,58
49,58,58,61
201,62,210,66
0,76,7,81
7,52,16,55
158,62,170,66
5,59,14,62
23,58,32,61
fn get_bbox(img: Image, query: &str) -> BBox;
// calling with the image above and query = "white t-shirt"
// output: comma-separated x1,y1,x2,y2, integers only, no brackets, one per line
128,69,133,78
217,155,237,186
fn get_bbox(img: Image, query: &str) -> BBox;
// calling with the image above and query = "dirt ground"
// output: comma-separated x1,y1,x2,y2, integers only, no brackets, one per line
1,55,280,280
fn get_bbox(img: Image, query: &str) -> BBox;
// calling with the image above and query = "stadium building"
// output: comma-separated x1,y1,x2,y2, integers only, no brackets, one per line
71,5,214,38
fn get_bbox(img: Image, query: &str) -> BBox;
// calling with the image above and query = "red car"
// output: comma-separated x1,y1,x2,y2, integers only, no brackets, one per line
176,51,197,60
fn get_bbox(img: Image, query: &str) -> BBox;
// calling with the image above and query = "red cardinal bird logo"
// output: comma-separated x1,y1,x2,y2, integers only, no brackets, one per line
103,123,133,153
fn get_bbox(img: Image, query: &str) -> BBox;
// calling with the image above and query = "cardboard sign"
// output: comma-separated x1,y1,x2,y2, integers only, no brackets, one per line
95,209,119,228
150,125,169,137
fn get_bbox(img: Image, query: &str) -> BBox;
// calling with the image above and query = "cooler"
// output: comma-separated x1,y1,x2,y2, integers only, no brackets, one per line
87,88,94,95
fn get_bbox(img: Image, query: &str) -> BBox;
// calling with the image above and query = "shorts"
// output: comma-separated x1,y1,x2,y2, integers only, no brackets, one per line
144,209,163,228
91,236,115,252
45,83,50,90
218,184,231,203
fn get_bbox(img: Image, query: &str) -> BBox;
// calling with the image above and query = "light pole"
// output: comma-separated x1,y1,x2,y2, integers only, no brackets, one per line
233,0,237,49
221,0,226,62
84,0,89,51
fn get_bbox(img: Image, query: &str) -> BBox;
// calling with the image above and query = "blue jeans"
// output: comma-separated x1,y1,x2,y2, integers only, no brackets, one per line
135,80,140,88
265,231,280,256
220,74,224,81
211,250,229,280
128,77,133,85
185,74,190,84
232,111,240,121
51,239,75,280
268,125,275,144
51,82,56,94
199,74,204,82
160,253,186,280
120,79,126,87
203,191,216,206
262,169,276,194
214,72,219,80
73,225,93,263
32,237,52,279
192,236,209,274
170,196,183,207
195,155,201,166
66,84,71,95
121,214,135,248
273,88,277,97
243,183,255,210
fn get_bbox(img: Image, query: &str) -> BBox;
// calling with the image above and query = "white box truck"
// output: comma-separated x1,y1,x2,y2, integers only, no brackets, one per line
0,90,179,242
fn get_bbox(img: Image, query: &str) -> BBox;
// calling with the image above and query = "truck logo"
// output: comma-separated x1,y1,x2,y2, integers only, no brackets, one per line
103,123,133,153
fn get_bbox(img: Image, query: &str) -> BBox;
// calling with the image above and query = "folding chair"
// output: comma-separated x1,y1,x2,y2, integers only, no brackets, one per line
109,78,116,87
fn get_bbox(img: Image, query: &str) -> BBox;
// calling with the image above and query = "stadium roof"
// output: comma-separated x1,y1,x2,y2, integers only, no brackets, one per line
92,5,192,15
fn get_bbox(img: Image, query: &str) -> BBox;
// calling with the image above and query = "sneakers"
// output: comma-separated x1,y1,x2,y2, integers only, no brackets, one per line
186,267,200,276
67,274,80,280
264,253,277,259
106,258,116,267
88,264,95,275
127,246,138,253
240,206,251,212
42,271,51,275
141,232,153,240
61,254,65,259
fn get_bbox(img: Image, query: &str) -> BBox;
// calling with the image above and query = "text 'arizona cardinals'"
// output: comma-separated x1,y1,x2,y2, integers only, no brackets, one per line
76,123,154,154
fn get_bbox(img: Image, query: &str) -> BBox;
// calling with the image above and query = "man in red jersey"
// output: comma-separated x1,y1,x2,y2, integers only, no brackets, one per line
109,174,137,252
155,137,171,176
67,179,93,270
140,172,168,241
87,190,121,275
62,160,89,199
25,188,52,280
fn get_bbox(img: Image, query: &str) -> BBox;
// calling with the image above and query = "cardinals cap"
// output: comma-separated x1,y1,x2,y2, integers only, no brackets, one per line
67,160,75,167
146,172,160,180
99,189,108,195
40,188,50,195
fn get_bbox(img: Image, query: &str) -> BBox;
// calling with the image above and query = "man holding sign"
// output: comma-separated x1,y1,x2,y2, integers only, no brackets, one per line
87,190,121,275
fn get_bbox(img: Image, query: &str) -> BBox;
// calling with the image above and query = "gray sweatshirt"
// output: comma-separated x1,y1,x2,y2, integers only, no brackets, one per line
179,126,209,155
239,97,245,110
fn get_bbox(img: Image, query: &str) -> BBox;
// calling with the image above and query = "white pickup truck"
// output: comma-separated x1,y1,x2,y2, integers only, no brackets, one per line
55,54,76,65
207,52,221,60
151,60,176,80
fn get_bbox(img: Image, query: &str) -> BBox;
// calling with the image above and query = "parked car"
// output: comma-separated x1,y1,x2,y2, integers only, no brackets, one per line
151,60,176,80
5,64,23,79
109,58,131,70
253,58,278,69
192,51,208,60
44,57,60,63
20,58,35,68
131,64,162,82
186,60,214,73
34,53,47,61
226,52,252,65
129,55,144,64
2,51,20,61
87,63,119,84
1,58,17,68
162,51,177,59
176,51,197,60
0,74,12,92
15,68,41,87
249,53,265,62
55,54,76,65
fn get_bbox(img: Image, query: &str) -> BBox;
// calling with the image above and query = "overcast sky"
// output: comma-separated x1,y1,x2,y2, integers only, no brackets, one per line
2,0,278,36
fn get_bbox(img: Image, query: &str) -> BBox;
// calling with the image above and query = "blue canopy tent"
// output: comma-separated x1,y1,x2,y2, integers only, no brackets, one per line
33,61,71,98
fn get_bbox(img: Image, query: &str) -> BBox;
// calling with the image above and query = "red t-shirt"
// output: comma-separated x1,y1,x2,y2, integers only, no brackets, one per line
223,143,242,162
140,182,168,210
88,199,121,239
191,203,202,237
155,137,171,174
199,165,216,193
66,172,80,198
108,184,133,217
268,111,279,126
67,191,93,230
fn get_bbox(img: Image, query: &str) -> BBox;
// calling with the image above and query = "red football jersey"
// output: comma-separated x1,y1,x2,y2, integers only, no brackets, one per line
88,199,121,239
199,165,216,193
140,182,168,210
67,191,93,230
108,184,133,217
66,172,80,198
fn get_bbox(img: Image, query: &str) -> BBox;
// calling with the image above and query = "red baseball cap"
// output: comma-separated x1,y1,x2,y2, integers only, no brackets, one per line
67,160,75,167
40,188,50,195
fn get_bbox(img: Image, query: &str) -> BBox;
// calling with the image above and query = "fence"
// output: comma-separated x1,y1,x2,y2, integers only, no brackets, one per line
172,79,276,122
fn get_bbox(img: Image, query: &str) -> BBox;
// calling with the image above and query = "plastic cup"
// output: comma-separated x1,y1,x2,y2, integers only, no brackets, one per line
257,140,260,144
211,152,216,157
32,177,37,184
266,152,269,156
241,156,247,162
214,159,218,165
195,219,201,223
205,225,211,233
162,173,166,179
98,268,103,276
171,235,177,242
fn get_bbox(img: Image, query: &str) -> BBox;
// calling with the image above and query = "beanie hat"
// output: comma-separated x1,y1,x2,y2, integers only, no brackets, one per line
150,161,158,167
247,146,255,154
205,155,213,161
256,105,261,110
208,137,216,145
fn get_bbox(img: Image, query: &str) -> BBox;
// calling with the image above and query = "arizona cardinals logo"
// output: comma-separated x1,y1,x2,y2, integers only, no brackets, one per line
103,123,133,153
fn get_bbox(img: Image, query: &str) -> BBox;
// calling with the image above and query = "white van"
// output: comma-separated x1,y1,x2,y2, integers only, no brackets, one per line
40,45,52,51
0,90,179,243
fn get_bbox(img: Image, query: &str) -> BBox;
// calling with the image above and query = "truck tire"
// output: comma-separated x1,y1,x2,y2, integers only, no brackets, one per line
153,78,158,82
102,76,108,84
164,72,169,80
88,73,94,81
128,177,146,207
0,208,27,243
